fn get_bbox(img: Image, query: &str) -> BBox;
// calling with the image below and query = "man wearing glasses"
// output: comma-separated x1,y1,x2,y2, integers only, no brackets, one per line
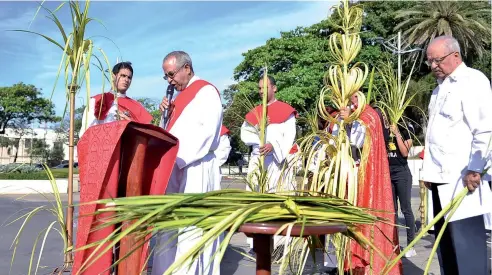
421,35,492,275
152,51,223,275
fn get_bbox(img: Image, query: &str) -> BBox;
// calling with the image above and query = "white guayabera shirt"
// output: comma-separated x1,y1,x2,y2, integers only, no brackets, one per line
422,62,492,222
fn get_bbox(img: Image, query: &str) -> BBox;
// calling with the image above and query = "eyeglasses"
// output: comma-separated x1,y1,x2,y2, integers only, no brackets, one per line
163,63,187,81
425,52,455,67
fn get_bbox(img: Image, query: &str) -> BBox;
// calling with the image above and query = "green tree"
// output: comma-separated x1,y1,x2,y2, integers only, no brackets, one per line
0,83,57,135
137,98,161,126
56,106,85,145
28,138,50,163
50,142,65,164
394,1,491,60
222,84,250,156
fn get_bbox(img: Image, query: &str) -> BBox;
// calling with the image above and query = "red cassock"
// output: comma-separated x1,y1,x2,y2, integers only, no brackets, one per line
244,100,297,126
345,105,402,275
72,94,179,275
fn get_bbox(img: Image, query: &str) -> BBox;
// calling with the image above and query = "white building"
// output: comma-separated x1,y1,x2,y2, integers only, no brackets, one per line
0,127,75,165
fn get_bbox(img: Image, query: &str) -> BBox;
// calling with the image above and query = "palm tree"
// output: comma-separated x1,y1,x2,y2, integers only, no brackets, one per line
394,1,491,59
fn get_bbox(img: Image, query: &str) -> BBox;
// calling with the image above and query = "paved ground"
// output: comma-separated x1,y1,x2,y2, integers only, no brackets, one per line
0,178,490,275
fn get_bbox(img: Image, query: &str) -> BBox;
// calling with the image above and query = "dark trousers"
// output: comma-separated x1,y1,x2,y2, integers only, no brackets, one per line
431,184,488,275
390,165,415,244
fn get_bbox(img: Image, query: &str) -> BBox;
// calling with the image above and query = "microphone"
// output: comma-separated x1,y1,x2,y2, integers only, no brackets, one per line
162,84,175,128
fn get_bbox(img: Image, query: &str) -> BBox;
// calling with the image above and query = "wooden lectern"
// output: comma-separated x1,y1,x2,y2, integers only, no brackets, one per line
73,121,179,275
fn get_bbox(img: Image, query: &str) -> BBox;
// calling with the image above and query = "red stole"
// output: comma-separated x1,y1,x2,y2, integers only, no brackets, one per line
93,93,153,124
166,80,219,131
289,143,299,154
345,105,402,274
245,101,297,126
72,121,179,275
220,125,230,136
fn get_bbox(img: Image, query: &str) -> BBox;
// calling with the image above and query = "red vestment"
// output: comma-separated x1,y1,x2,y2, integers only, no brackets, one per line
166,79,219,131
345,106,402,275
72,120,179,275
220,125,230,136
245,100,297,126
93,93,153,123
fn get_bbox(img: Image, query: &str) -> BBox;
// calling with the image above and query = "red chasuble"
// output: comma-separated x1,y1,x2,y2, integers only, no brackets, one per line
93,93,153,123
220,125,230,136
72,121,179,275
345,105,402,275
244,100,297,126
166,79,219,131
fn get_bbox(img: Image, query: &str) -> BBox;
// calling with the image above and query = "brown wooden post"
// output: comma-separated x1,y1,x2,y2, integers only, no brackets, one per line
253,234,272,275
65,84,78,266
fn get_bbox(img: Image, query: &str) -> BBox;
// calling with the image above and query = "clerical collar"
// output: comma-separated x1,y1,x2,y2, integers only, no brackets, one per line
114,92,127,98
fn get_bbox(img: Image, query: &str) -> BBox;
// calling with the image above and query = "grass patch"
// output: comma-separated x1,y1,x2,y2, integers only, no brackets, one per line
0,169,79,180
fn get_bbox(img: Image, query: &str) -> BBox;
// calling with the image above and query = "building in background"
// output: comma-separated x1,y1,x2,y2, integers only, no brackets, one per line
0,127,76,165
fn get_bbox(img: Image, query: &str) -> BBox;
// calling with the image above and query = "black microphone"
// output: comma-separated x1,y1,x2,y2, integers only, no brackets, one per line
162,84,175,128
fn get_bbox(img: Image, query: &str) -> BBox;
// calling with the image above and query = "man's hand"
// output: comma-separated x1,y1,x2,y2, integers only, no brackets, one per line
339,107,351,121
423,182,432,190
463,170,481,192
117,110,131,121
390,124,399,135
259,143,273,156
159,97,170,112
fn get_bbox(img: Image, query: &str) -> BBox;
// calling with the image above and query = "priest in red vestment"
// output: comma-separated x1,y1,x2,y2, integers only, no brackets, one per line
341,94,402,275
152,51,223,275
72,61,178,275
240,75,297,249
79,61,153,138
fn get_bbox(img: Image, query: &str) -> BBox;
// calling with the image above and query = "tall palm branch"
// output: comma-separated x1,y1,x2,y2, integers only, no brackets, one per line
394,1,491,59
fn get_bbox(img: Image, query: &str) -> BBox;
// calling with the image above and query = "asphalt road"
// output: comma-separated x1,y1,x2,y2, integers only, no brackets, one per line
0,179,490,275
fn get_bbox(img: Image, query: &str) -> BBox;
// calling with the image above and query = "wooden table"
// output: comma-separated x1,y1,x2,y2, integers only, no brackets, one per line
238,222,347,275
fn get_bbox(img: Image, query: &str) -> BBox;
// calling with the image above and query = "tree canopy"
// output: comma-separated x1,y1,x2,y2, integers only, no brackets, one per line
0,83,57,135
222,1,491,156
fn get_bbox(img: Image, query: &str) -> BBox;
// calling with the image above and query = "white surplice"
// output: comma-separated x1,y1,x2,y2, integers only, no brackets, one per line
79,92,130,138
214,134,232,188
152,76,223,275
240,110,296,248
241,113,296,192
421,63,492,223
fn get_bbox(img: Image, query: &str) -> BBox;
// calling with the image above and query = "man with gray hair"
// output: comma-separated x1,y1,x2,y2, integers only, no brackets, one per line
421,35,492,274
152,51,223,275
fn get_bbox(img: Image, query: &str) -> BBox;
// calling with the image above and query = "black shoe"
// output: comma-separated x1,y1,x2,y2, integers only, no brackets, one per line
324,267,338,275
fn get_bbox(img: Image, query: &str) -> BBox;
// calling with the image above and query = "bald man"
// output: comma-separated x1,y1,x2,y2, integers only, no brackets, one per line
421,35,492,275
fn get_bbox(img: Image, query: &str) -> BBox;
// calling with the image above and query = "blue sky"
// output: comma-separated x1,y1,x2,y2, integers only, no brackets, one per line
0,1,334,118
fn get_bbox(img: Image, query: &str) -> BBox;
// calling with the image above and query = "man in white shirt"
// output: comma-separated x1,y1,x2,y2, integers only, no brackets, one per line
421,36,492,275
152,51,223,275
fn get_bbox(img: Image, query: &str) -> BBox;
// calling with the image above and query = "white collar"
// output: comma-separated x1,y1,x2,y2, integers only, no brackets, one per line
186,75,200,89
438,62,466,84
